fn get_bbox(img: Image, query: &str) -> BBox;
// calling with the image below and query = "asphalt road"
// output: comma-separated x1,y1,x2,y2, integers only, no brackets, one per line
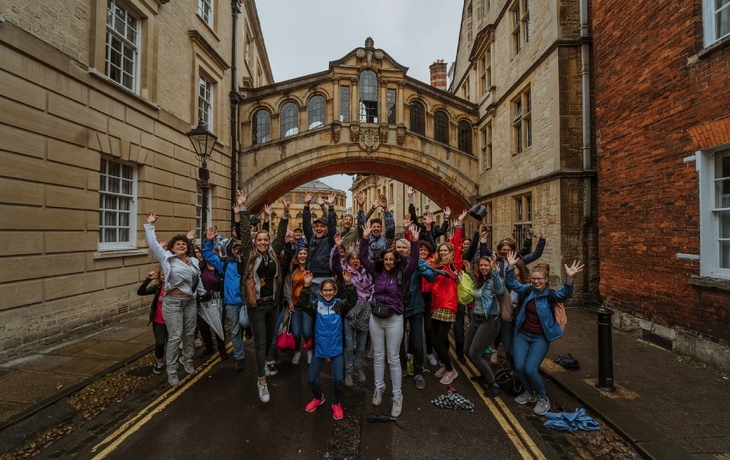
36,338,572,460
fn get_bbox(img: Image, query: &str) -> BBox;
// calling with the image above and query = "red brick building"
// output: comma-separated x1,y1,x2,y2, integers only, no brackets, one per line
593,0,730,370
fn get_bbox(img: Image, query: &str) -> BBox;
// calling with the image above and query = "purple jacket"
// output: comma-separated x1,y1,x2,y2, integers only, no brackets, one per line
359,238,419,314
331,246,374,303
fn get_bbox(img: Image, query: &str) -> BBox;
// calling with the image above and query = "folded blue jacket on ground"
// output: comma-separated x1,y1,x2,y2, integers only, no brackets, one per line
544,408,600,431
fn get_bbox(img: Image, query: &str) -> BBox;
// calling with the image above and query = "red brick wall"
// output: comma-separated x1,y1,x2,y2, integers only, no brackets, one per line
594,0,730,343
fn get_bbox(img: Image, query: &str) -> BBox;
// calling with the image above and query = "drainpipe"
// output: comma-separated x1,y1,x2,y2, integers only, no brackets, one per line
580,0,592,304
230,0,242,226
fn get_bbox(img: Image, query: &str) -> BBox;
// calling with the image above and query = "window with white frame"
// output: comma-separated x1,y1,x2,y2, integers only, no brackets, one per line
511,0,530,56
482,122,492,170
704,0,730,47
512,88,532,154
105,0,139,92
512,194,532,249
198,0,213,27
699,147,730,279
198,75,213,129
99,157,136,249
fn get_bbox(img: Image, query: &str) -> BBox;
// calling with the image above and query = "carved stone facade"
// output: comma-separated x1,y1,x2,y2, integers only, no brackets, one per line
0,0,272,360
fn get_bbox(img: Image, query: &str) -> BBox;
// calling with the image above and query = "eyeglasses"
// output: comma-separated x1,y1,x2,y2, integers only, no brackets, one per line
530,277,547,281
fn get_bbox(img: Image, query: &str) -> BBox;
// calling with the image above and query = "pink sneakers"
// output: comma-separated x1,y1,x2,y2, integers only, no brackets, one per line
306,395,325,412
332,403,344,420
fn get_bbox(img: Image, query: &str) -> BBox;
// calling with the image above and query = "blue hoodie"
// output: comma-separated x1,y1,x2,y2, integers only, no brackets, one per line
202,239,242,306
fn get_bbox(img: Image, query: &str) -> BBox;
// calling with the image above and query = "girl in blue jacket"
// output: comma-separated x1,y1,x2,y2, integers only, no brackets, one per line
504,252,583,416
299,269,357,420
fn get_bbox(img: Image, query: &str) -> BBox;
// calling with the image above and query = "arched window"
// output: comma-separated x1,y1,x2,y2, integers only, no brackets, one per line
409,101,425,135
458,120,472,154
252,109,270,145
434,111,449,144
280,102,299,137
308,95,325,130
359,70,378,123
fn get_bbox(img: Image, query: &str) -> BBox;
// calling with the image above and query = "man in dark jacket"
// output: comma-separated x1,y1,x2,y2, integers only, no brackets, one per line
303,191,337,301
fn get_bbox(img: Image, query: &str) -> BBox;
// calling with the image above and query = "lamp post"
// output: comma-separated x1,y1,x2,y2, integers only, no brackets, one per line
186,119,217,240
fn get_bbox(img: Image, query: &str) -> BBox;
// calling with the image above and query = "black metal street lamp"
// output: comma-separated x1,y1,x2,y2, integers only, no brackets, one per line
187,119,217,240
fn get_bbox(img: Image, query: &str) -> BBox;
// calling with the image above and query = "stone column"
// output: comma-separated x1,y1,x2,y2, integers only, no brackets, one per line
379,79,388,124
396,80,405,125
332,76,340,123
350,77,358,123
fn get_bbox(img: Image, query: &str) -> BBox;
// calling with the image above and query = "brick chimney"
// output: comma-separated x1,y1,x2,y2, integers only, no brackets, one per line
429,60,447,91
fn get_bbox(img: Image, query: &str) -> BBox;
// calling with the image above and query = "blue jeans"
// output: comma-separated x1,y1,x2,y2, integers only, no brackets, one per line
291,307,313,351
308,353,344,404
399,313,424,374
225,304,245,360
268,306,286,361
512,328,551,398
344,317,367,372
501,320,515,367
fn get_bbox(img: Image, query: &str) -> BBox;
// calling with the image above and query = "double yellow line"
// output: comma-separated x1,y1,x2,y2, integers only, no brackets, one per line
90,347,229,459
447,336,546,460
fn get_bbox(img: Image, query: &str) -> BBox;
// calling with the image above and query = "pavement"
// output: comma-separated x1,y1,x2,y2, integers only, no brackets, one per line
0,309,728,459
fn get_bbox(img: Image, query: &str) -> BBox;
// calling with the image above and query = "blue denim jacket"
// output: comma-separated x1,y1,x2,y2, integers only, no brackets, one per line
505,268,573,342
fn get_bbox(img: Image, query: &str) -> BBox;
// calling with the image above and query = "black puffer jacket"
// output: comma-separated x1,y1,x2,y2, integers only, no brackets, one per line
137,278,162,324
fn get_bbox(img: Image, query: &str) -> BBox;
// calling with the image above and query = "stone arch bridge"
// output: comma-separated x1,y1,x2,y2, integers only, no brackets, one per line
237,38,480,212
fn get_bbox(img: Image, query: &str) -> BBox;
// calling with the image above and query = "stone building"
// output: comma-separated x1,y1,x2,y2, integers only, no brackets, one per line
350,175,445,239
593,0,730,370
0,0,272,360
449,0,599,302
266,180,347,232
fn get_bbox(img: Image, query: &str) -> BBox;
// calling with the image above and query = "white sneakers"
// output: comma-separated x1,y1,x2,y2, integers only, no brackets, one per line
292,351,301,364
258,381,270,403
372,386,385,406
307,349,313,364
391,395,403,417
427,354,438,366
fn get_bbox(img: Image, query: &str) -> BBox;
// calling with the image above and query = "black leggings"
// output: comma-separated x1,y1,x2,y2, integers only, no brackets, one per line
422,292,434,355
152,321,167,360
432,319,454,371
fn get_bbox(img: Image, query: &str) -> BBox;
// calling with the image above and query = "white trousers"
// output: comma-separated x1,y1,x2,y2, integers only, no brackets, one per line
370,314,404,398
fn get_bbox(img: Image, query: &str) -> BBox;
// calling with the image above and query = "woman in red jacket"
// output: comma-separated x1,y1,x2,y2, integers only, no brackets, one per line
429,210,468,384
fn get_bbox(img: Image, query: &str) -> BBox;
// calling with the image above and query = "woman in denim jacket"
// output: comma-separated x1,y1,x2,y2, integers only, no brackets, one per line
504,253,583,416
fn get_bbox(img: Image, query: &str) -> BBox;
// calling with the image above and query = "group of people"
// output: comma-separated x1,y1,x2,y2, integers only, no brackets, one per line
138,185,583,420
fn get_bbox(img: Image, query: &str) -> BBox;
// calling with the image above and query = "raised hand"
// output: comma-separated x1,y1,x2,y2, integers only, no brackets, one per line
362,222,372,239
403,216,412,229
303,270,313,286
371,200,381,210
490,254,498,271
235,190,247,207
356,191,366,207
410,223,420,241
280,197,291,213
186,229,196,240
342,268,352,285
565,260,585,281
479,231,489,244
232,202,240,213
326,193,336,206
206,226,217,241
157,238,167,249
333,232,343,247
443,206,451,219
304,191,314,204
285,226,293,243
263,204,272,216
506,250,519,268
457,209,468,224
316,196,325,207
378,194,388,209
539,227,546,239
407,186,414,197
146,271,157,279
146,211,158,224
349,241,356,251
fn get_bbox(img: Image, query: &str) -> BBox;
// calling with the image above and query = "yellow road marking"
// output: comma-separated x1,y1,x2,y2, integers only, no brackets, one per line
90,345,229,459
447,335,546,460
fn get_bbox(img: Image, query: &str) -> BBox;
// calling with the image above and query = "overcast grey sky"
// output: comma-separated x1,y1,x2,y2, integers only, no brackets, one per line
255,0,463,207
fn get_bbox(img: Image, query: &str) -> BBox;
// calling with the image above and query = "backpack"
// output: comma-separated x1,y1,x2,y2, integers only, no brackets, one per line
495,368,523,396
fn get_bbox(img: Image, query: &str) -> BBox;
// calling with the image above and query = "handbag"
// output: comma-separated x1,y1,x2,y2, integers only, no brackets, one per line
276,310,296,353
457,272,475,305
495,368,523,396
244,271,257,307
492,279,513,321
238,304,250,329
554,302,567,332
371,302,395,319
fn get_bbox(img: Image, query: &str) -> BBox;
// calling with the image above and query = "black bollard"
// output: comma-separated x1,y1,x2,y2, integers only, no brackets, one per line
595,307,616,392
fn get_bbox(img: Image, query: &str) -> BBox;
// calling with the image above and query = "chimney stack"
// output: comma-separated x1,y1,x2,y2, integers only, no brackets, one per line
429,59,447,91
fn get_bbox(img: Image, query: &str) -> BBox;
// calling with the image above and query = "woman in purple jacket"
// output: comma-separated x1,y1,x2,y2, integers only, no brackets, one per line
360,223,420,418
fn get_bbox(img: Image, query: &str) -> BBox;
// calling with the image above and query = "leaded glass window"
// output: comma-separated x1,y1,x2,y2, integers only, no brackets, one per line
410,101,425,135
308,95,325,130
387,89,396,124
359,70,378,123
280,102,298,137
434,111,449,144
340,86,350,123
252,109,270,145
458,120,472,154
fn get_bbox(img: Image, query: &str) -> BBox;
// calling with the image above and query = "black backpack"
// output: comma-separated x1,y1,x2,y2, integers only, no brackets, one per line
495,368,523,396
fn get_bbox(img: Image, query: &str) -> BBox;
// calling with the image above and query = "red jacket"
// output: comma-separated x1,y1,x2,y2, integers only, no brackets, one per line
429,227,463,314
